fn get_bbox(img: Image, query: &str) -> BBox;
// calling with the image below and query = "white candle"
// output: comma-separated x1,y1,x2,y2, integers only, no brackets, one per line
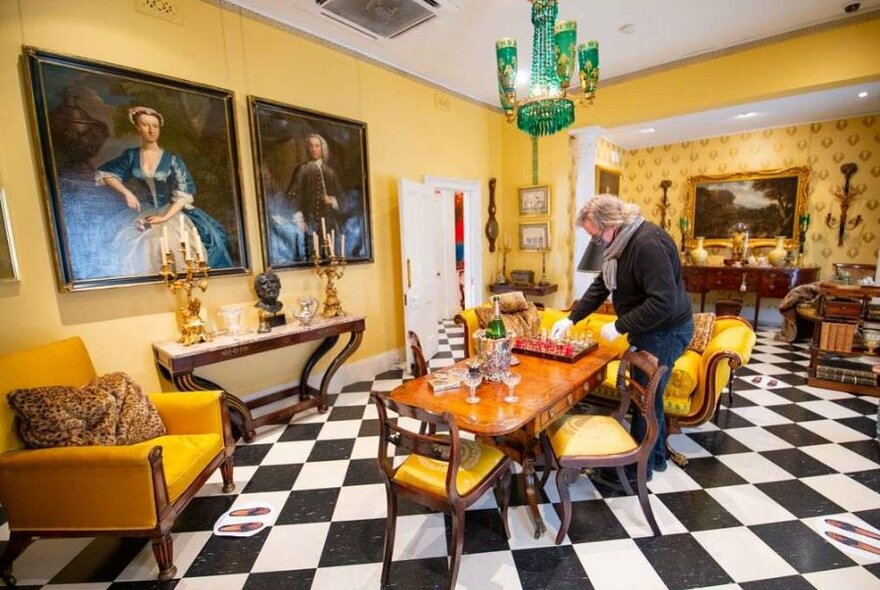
160,236,168,257
192,229,203,261
313,231,320,258
329,232,335,257
178,214,185,242
321,217,327,239
162,225,170,254
340,233,346,258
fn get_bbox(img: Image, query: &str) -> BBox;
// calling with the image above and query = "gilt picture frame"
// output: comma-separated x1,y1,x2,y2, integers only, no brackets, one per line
519,221,550,251
685,167,810,249
518,185,550,216
595,165,621,196
248,96,373,270
0,189,20,282
24,47,249,291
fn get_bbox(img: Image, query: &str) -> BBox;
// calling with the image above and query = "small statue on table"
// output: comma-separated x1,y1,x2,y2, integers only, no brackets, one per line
254,271,285,332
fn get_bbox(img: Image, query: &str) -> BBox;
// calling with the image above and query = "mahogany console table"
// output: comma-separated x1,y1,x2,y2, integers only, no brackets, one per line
153,315,365,442
682,265,819,329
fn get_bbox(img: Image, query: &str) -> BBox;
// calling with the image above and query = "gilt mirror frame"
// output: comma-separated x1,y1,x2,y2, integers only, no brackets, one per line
685,166,810,250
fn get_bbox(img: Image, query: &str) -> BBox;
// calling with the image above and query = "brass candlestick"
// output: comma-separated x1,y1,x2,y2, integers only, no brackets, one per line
538,245,550,286
655,180,672,231
160,245,211,346
496,242,511,284
313,235,347,318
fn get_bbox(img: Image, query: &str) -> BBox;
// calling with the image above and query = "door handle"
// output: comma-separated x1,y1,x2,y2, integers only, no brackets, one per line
406,259,412,289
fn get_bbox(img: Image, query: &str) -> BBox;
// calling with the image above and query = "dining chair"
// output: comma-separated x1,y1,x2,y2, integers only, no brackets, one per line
408,330,429,378
541,348,668,543
371,391,512,590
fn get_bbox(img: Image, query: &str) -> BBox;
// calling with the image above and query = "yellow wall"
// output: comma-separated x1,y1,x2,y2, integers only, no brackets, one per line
0,0,501,392
622,115,880,275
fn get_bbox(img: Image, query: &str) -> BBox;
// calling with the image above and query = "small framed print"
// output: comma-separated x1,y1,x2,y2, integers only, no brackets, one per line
595,165,621,196
518,185,550,216
519,222,550,251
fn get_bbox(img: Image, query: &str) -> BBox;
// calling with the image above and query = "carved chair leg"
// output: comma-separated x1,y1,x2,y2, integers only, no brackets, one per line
381,491,398,586
635,460,660,536
726,369,736,409
221,456,235,494
615,465,635,496
447,505,466,590
151,533,177,581
554,467,576,545
0,532,34,585
497,466,512,539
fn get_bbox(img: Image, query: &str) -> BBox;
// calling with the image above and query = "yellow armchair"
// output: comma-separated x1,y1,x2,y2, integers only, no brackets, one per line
0,337,236,583
454,305,756,467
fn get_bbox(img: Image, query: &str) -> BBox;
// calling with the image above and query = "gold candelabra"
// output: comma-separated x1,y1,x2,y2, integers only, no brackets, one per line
160,243,211,347
312,231,346,318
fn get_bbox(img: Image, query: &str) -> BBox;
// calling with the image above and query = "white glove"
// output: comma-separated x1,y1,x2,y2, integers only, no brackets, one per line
550,318,573,340
601,321,623,342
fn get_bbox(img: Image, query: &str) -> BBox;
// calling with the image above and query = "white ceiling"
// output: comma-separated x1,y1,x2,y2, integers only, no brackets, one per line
600,80,880,149
226,0,880,109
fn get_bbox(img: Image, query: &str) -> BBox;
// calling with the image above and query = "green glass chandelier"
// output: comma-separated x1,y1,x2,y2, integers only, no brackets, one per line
496,0,599,138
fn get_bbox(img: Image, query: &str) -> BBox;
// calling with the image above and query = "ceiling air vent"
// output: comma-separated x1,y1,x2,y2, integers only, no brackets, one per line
315,0,438,39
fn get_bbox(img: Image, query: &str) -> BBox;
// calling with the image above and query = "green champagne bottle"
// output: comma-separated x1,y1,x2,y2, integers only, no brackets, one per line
485,296,506,339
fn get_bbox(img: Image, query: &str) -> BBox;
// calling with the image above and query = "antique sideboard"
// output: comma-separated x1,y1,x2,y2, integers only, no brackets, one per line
682,265,819,329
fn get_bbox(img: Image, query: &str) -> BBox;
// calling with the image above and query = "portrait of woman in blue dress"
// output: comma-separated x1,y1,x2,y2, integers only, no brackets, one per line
95,106,233,274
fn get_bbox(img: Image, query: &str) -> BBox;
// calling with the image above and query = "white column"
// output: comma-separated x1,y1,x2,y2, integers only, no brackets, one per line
569,126,604,296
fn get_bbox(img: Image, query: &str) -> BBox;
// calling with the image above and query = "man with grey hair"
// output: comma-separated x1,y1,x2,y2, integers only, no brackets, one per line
552,194,693,485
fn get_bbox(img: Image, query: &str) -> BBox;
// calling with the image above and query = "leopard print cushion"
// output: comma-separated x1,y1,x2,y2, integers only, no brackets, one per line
6,372,166,449
7,383,117,448
474,302,541,338
687,312,716,354
497,291,529,313
97,372,167,445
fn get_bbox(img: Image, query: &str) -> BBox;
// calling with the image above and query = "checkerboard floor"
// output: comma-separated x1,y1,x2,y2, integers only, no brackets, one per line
4,320,880,589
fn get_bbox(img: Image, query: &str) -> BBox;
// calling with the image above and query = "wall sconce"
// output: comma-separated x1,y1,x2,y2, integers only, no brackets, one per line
825,162,864,246
654,179,672,231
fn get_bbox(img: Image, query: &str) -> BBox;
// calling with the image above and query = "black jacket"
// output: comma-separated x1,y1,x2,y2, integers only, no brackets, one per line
568,222,691,335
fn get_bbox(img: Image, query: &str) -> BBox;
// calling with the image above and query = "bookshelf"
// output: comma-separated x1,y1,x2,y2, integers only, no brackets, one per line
807,283,880,397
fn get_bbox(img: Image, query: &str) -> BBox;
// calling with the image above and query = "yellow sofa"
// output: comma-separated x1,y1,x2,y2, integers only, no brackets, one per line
0,337,236,583
454,306,756,466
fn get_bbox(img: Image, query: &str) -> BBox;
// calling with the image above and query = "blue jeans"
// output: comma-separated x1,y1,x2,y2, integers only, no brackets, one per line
628,318,694,476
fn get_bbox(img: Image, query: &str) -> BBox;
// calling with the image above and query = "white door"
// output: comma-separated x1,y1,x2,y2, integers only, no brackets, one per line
399,178,443,367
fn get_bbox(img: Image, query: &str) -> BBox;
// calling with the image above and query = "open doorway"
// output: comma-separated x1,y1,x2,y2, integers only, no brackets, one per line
399,176,482,368
424,176,483,315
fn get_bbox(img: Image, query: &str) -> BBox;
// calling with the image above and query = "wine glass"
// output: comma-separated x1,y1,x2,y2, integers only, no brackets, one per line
502,371,521,403
462,370,482,404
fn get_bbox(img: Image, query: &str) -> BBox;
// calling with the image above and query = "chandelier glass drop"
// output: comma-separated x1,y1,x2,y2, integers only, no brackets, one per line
496,0,599,138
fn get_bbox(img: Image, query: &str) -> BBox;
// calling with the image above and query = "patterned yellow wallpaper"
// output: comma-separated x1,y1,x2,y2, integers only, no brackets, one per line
620,114,880,278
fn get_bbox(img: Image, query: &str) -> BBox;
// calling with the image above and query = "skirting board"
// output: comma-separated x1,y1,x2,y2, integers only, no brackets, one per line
240,347,404,406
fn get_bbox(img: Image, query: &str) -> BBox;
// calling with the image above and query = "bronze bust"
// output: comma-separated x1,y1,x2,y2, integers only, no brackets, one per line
254,271,283,315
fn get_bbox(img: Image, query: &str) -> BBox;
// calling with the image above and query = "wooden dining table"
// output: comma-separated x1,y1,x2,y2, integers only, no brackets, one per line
390,345,618,538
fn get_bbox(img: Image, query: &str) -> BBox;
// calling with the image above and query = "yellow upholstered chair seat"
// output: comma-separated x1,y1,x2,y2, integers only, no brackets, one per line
394,439,506,496
548,415,638,457
594,352,701,416
135,433,223,502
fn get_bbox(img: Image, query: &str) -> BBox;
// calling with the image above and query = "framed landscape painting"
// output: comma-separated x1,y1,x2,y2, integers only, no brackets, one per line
685,167,810,248
25,47,249,291
248,96,373,270
0,189,20,282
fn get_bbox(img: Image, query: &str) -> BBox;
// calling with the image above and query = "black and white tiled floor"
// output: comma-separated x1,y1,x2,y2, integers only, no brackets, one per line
3,321,880,589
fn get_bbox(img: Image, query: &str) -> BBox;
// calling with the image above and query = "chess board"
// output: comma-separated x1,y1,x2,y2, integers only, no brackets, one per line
513,337,598,363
